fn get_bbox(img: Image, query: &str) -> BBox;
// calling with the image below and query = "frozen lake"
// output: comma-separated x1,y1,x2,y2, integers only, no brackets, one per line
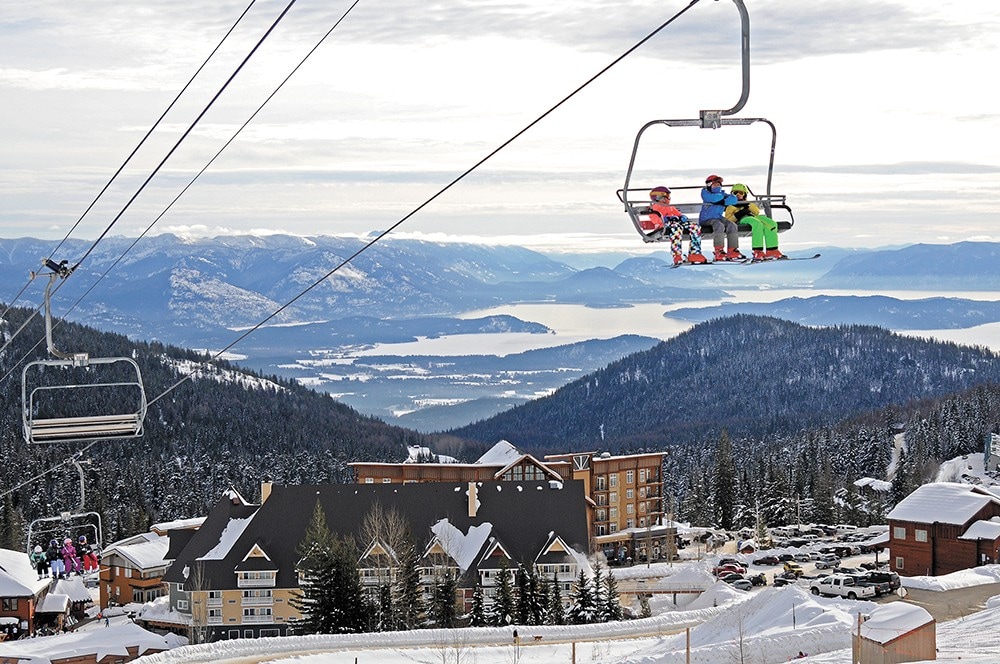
352,289,1000,357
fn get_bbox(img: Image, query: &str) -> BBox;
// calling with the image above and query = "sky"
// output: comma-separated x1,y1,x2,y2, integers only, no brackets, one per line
2,0,1000,257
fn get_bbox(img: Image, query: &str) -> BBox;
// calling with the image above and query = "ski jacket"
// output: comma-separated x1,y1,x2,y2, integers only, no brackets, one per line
650,201,688,226
46,544,61,562
699,186,736,224
61,543,79,562
724,201,761,223
30,551,47,566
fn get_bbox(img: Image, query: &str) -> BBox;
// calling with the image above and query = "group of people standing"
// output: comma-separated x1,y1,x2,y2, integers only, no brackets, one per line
647,174,787,265
29,536,99,580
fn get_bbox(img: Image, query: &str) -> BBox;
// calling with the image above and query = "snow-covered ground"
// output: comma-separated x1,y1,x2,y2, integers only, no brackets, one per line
130,567,1000,664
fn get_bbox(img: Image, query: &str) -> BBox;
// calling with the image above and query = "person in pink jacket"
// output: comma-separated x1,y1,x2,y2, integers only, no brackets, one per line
61,537,82,575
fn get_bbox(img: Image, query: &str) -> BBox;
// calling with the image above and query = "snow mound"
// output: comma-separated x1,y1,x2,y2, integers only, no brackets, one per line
902,563,1000,591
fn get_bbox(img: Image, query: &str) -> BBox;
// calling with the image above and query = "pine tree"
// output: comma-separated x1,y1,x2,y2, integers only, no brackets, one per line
566,569,594,625
430,570,459,629
490,562,516,626
591,564,606,622
289,501,339,634
515,564,531,625
526,566,546,626
713,431,737,530
603,571,623,622
547,571,565,625
395,542,423,629
469,581,488,627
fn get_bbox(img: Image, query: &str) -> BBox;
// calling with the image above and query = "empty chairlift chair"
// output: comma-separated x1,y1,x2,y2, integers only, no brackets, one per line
21,259,147,445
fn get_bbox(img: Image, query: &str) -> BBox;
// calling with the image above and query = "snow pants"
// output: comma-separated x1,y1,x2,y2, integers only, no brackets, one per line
742,213,780,250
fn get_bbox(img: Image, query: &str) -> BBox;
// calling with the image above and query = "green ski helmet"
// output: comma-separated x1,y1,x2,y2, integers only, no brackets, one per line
730,183,749,194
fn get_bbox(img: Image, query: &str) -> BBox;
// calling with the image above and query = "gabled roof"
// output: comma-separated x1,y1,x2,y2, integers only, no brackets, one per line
887,482,1000,526
102,531,170,570
475,440,523,466
359,539,400,567
535,532,574,564
166,480,589,592
493,453,564,481
476,538,515,570
959,518,1000,541
234,543,277,572
0,549,50,598
860,602,934,645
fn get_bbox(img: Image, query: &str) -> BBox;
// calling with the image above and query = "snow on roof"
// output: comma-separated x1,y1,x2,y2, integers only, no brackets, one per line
405,445,458,464
854,477,891,492
152,517,205,533
37,593,70,613
475,440,523,466
0,548,50,597
104,532,170,569
198,516,254,561
960,518,1000,541
430,519,492,572
860,602,933,644
138,595,192,626
50,576,92,602
887,482,1000,525
0,620,170,661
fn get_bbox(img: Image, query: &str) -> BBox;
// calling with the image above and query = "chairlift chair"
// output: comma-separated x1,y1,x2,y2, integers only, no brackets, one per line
617,0,796,243
26,457,103,555
21,259,147,445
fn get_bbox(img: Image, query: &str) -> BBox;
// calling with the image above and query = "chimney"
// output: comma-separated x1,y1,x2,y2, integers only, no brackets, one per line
468,482,478,518
261,480,273,503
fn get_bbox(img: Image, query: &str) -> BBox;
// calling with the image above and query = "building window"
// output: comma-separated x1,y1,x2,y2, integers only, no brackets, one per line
893,527,906,540
626,519,635,529
896,556,904,570
610,474,618,488
1,598,17,611
609,492,618,504
596,494,607,506
626,503,634,515
639,518,646,528
626,488,634,500
597,525,606,536
639,469,647,482
382,478,392,483
597,509,606,522
177,599,189,610
609,524,618,533
365,478,374,484
609,507,618,519
596,476,606,491
626,470,634,484
915,529,928,542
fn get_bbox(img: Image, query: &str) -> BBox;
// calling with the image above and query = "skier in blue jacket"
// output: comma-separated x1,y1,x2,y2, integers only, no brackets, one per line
699,174,744,261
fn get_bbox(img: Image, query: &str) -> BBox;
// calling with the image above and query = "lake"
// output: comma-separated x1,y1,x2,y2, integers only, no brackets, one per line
351,289,1000,357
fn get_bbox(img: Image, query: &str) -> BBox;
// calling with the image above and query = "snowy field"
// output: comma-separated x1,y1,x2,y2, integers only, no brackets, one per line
133,567,1000,664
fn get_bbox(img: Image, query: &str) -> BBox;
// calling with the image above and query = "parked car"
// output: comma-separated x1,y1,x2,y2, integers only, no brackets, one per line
730,579,754,591
783,561,805,577
778,553,795,562
753,555,780,566
719,572,745,583
792,553,812,563
815,554,839,569
865,571,901,592
748,572,767,586
834,566,865,576
713,564,746,577
773,574,796,587
718,558,747,571
809,574,876,600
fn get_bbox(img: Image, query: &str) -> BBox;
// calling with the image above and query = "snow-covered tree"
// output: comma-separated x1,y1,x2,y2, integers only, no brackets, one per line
566,569,595,625
490,562,516,626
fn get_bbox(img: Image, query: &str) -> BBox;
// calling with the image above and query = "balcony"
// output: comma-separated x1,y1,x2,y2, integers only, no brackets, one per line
207,616,223,625
242,596,274,606
241,614,274,624
207,598,223,608
237,576,276,588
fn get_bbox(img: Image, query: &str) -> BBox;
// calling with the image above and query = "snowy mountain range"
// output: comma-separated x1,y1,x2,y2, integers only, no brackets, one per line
3,236,999,430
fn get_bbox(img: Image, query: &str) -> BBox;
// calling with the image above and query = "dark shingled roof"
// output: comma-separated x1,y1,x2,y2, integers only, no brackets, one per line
165,481,588,591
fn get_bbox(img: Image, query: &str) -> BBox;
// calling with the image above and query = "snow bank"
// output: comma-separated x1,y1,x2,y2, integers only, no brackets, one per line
902,563,1000,591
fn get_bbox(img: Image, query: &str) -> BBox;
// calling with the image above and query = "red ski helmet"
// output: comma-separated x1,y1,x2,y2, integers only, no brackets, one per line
705,174,723,185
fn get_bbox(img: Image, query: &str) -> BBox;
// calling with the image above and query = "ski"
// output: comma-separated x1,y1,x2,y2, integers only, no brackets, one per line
744,253,822,264
670,258,750,269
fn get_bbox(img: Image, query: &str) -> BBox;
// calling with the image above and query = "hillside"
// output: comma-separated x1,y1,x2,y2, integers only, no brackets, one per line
0,305,432,548
451,315,1000,451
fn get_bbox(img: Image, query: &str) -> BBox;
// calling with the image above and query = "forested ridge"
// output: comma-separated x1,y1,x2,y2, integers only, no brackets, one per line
3,307,999,549
0,305,429,548
453,315,1000,451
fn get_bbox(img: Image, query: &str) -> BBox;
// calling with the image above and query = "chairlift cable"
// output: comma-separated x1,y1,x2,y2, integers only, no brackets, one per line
0,0,261,326
146,0,706,408
0,0,362,391
0,0,301,379
0,443,99,501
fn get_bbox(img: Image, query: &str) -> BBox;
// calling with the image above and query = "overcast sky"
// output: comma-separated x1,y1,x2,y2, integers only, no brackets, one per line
2,0,998,255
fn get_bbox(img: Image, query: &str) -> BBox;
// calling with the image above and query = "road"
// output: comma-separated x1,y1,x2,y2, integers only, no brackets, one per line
879,582,1000,622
